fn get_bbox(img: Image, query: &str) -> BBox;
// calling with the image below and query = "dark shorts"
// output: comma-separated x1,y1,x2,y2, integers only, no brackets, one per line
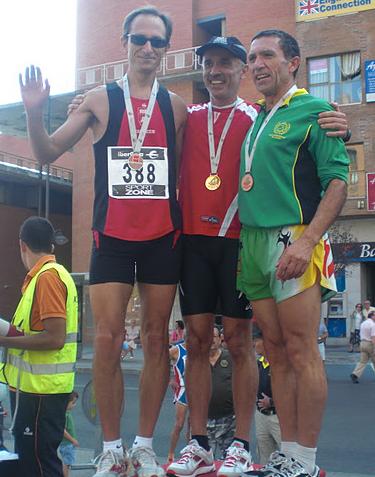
90,231,182,285
179,235,252,319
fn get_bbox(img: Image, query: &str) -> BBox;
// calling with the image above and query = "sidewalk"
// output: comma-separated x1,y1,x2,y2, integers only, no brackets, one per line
3,344,366,476
75,342,360,374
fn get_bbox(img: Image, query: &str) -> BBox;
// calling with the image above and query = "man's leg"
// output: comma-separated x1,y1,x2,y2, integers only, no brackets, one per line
185,314,215,436
277,283,326,449
37,393,70,477
223,318,256,441
252,298,297,446
253,288,324,475
167,314,215,476
10,392,68,477
91,282,133,441
352,342,371,379
216,318,256,476
137,282,177,438
168,403,188,462
269,414,282,456
254,411,276,465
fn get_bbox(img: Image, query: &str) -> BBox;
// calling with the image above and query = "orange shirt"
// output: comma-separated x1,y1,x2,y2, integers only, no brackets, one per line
21,255,67,331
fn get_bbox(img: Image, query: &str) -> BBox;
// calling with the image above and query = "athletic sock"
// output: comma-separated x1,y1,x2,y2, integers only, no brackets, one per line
231,438,250,452
133,436,153,449
103,438,123,456
280,441,297,458
191,435,210,452
294,444,317,474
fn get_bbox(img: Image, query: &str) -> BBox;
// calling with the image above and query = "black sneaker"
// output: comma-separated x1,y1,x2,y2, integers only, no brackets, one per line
350,373,359,383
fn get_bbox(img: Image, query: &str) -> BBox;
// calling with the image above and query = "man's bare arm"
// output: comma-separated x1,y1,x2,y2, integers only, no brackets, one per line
0,317,67,351
276,179,347,281
20,65,98,164
170,92,187,175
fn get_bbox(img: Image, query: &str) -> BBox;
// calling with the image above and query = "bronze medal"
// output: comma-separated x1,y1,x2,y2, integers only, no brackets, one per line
128,152,143,170
241,173,254,192
205,174,221,191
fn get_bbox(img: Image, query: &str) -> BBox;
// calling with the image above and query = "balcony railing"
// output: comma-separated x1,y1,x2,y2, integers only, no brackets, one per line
0,150,73,183
76,46,202,89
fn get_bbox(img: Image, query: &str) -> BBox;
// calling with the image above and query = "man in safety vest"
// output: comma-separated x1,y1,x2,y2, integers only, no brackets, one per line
0,216,78,477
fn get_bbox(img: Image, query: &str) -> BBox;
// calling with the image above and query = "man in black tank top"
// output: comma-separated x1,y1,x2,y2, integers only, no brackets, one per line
19,6,187,477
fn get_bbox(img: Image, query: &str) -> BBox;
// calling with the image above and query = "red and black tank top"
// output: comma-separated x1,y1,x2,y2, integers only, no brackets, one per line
92,82,181,241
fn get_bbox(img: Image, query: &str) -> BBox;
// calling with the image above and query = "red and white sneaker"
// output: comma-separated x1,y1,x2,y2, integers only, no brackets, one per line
93,449,128,476
167,439,215,477
130,446,165,477
217,442,254,477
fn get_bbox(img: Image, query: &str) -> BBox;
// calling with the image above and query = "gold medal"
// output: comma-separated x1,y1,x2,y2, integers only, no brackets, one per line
241,173,254,192
128,152,143,170
205,174,221,191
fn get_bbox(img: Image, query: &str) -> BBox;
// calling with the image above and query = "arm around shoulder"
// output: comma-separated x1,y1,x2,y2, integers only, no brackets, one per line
169,92,187,172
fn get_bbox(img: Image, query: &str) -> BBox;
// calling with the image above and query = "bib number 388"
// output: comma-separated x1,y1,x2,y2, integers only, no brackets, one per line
107,146,169,199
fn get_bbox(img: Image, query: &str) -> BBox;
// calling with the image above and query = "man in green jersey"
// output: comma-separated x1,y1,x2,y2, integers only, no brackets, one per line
238,30,349,477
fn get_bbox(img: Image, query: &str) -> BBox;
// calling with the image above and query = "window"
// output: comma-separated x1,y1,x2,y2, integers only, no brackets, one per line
195,14,225,46
307,52,361,104
346,144,365,198
85,69,96,85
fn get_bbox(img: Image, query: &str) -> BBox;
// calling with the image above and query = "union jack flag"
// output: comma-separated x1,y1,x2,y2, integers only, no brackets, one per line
299,0,320,15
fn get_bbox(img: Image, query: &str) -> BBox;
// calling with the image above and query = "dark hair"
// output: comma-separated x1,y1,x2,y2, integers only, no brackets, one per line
176,320,184,330
122,6,173,44
251,29,300,77
19,216,55,254
369,311,375,319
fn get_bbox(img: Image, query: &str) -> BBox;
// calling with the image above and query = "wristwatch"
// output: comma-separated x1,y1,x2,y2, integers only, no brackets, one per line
343,128,352,143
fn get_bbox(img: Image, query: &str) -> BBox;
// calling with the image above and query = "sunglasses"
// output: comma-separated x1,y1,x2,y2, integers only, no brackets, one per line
127,34,168,49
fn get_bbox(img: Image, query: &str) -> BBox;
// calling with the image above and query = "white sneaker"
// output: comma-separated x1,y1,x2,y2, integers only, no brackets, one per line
130,446,165,477
93,449,128,476
247,451,289,476
247,455,322,477
167,439,215,477
217,442,253,477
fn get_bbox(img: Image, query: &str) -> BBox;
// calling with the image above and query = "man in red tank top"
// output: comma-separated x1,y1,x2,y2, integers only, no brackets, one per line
19,6,187,477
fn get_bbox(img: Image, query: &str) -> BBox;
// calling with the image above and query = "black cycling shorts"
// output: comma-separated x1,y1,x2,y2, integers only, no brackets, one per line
179,234,252,319
90,230,182,285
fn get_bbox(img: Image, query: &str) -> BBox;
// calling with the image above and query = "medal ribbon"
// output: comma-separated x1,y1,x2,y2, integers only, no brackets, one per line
207,98,243,175
123,74,159,154
243,85,298,173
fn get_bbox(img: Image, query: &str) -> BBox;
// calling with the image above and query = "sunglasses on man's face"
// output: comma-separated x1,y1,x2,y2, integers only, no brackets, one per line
127,34,168,49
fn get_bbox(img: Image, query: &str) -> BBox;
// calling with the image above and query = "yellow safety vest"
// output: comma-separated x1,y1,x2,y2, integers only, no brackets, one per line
3,262,78,394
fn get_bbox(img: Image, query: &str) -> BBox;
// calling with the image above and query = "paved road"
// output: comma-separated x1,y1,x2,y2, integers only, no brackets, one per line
1,346,374,476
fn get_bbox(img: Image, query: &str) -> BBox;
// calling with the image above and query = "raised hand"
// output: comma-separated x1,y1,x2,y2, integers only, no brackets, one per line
19,65,50,113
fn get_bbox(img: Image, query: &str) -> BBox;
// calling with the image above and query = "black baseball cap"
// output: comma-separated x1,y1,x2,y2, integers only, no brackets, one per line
196,36,247,64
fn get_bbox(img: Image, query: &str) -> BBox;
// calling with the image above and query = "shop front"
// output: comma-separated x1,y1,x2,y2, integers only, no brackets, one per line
329,241,375,338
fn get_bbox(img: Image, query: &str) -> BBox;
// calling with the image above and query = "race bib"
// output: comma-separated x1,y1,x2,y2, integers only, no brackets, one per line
107,146,169,199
